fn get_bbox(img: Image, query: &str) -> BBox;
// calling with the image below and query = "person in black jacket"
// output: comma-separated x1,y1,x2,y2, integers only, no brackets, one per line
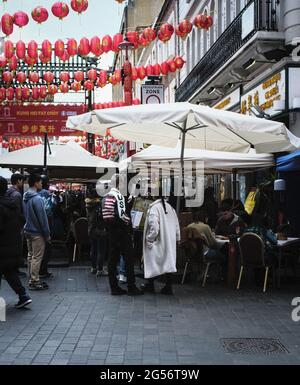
0,177,32,309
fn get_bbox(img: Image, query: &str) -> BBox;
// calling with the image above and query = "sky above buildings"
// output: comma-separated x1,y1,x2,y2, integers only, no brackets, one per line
2,0,125,102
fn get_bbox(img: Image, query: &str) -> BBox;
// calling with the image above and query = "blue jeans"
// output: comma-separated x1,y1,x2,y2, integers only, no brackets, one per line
91,234,107,271
119,255,126,276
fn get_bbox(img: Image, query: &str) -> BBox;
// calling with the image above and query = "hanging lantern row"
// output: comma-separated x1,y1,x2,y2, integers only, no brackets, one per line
0,1,89,35
0,57,185,95
93,98,141,110
0,137,42,152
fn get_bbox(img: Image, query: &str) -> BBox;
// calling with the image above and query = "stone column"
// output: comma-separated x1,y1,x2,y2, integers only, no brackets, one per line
283,0,300,45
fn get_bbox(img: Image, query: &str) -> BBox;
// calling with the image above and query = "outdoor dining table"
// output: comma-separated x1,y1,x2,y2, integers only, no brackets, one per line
276,237,300,287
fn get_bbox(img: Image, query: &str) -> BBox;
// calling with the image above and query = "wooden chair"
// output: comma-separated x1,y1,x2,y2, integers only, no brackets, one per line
237,232,276,293
72,217,89,263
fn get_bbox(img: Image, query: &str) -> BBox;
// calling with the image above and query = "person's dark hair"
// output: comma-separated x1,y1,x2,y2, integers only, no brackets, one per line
233,200,244,212
11,173,24,186
0,176,8,196
220,198,234,212
28,173,41,188
41,175,49,190
193,208,208,223
87,188,98,199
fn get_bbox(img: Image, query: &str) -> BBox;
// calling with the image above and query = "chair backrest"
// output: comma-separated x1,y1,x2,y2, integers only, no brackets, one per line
73,217,89,244
178,212,193,231
238,232,265,267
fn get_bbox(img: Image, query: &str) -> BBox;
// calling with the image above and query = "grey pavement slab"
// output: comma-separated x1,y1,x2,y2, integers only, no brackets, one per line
0,266,300,365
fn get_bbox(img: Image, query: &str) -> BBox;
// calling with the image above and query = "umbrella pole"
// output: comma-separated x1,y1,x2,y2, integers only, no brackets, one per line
176,122,187,214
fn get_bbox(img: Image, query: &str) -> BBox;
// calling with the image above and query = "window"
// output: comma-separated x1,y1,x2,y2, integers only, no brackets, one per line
186,37,191,73
210,0,216,45
191,28,196,68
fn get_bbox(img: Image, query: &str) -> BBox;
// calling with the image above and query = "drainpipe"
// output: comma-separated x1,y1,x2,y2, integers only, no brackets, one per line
283,0,300,45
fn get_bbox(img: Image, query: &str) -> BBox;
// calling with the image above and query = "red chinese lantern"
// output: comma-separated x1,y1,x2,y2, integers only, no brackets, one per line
8,55,18,71
159,23,174,42
28,40,38,59
78,37,90,56
13,11,29,28
59,83,69,93
4,40,14,59
16,40,26,60
71,82,82,92
139,34,149,47
39,53,51,64
206,16,214,29
16,72,27,84
131,67,138,81
48,84,58,95
84,80,94,90
114,69,122,83
1,14,14,36
161,61,169,75
179,19,193,35
42,40,52,58
0,56,8,68
109,75,117,86
32,7,49,24
142,27,156,42
194,13,213,30
74,71,84,82
15,87,22,101
71,0,89,14
29,72,40,83
60,50,70,62
6,87,14,101
126,31,138,46
55,40,65,58
146,64,154,76
167,59,177,73
87,69,97,81
43,71,55,84
153,63,161,76
32,87,40,100
102,35,112,53
2,71,13,83
52,2,70,20
175,25,187,39
67,38,78,56
60,71,70,83
99,70,107,85
174,56,185,70
137,66,146,80
112,33,123,52
25,55,37,67
0,87,6,102
39,86,47,99
133,98,141,105
90,36,102,56
22,87,31,100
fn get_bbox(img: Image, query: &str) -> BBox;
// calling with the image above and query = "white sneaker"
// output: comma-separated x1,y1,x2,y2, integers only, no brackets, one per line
119,274,127,283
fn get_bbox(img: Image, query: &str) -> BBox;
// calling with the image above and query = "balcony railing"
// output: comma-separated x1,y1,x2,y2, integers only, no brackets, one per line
175,0,279,102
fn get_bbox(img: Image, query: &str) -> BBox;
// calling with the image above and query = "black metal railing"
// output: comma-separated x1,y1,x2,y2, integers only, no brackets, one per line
175,0,279,102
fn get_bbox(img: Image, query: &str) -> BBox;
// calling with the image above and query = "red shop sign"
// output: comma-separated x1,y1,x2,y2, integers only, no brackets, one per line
0,104,86,136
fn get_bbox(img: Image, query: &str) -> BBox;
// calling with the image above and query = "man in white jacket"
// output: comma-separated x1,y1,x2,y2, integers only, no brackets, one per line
143,197,180,294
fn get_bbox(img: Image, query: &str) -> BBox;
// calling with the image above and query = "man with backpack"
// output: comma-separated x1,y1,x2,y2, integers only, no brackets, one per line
101,174,143,296
23,174,51,290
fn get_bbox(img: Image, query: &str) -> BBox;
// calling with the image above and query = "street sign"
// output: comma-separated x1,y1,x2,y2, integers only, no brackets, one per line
141,84,164,104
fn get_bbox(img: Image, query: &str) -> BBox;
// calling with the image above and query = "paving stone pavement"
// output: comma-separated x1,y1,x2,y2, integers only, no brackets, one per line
0,267,300,365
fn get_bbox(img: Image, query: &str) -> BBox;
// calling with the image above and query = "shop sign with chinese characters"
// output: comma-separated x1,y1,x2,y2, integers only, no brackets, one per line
0,105,86,136
241,70,286,116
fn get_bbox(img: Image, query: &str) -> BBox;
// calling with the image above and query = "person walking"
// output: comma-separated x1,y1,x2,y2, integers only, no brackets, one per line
0,177,32,308
6,173,27,277
102,174,143,296
85,188,108,277
23,174,51,290
38,176,55,279
142,197,181,295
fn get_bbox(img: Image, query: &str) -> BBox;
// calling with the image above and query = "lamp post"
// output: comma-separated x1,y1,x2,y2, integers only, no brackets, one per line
118,38,135,106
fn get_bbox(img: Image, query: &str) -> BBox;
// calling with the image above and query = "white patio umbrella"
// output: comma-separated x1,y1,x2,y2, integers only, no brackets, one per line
66,102,300,210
